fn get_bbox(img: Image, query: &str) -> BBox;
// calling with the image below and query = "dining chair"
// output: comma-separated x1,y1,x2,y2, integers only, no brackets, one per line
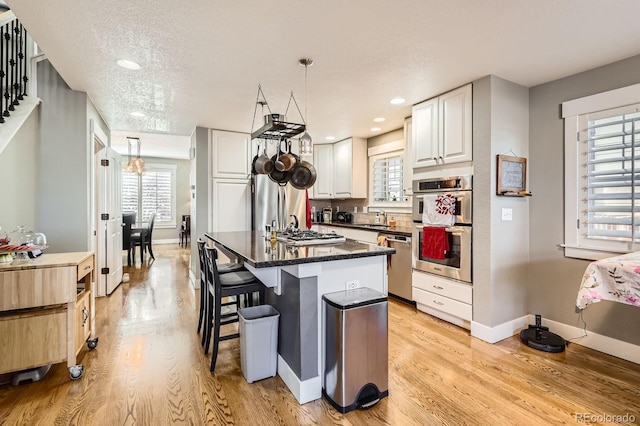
132,212,156,263
203,246,265,373
180,215,191,247
196,238,244,337
122,213,135,266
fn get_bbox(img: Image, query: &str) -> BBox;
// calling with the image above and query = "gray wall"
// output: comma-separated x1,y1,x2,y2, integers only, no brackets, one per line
37,59,92,252
190,127,210,282
473,75,530,327
0,107,39,233
529,54,640,345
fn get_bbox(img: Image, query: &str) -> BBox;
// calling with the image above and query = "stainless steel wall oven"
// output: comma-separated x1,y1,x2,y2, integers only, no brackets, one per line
412,176,472,283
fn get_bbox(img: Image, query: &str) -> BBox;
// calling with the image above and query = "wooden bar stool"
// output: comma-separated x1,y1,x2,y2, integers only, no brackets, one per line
203,246,265,373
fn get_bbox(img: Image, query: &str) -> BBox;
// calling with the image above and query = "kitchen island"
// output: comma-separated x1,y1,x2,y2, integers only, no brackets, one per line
205,231,394,404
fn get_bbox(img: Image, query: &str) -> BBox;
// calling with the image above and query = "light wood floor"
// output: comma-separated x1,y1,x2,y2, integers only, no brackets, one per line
0,244,639,425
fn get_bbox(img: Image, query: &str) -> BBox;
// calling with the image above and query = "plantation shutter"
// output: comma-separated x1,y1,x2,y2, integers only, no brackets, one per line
372,155,404,202
581,104,640,243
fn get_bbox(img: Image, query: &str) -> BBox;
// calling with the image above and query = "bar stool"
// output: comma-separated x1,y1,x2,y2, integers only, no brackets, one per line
203,246,265,373
196,239,244,340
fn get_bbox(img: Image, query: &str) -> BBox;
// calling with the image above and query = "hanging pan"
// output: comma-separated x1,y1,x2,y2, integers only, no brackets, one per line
289,153,317,190
254,141,273,174
269,141,290,186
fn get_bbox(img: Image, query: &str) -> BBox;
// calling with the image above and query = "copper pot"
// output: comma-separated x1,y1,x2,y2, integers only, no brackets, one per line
275,140,296,172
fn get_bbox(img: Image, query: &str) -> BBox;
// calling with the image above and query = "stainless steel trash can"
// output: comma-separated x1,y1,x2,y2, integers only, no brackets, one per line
322,287,388,413
239,305,280,383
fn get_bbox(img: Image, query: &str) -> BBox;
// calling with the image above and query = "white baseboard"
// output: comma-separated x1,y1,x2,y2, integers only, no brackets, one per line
530,315,640,365
153,238,181,245
277,354,322,404
471,316,530,344
471,315,640,364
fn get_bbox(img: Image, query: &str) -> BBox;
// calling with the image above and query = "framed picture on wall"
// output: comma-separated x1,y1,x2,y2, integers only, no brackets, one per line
497,154,528,195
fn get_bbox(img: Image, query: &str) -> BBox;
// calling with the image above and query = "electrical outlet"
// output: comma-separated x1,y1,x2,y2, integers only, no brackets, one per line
501,208,513,221
345,280,360,290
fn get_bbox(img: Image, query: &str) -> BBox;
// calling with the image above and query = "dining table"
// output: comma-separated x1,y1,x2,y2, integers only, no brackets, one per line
576,251,640,309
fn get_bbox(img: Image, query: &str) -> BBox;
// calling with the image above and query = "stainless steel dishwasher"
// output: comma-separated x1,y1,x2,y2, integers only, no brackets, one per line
379,233,413,303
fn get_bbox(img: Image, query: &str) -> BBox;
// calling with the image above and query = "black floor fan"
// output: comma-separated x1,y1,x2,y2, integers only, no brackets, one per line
519,314,566,353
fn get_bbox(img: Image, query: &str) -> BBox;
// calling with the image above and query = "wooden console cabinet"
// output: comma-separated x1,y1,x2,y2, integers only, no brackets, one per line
0,252,98,379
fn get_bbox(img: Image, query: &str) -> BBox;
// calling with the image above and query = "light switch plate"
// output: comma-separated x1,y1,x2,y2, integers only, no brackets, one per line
502,208,513,221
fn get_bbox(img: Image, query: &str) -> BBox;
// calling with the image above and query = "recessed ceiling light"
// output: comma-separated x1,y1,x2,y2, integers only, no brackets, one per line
373,117,386,123
130,111,146,118
325,136,336,141
117,59,141,70
371,127,382,132
389,97,405,105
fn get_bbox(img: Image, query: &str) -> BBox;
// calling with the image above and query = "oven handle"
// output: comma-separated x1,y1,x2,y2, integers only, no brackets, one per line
413,225,468,235
385,237,411,244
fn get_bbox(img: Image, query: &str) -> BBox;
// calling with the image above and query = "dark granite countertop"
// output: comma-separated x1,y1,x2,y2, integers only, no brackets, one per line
205,231,395,268
313,221,413,237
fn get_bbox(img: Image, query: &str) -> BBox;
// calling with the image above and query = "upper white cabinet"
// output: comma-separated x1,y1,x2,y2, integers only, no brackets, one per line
403,117,413,196
334,137,367,198
312,144,334,199
210,130,251,178
312,137,366,199
412,84,472,168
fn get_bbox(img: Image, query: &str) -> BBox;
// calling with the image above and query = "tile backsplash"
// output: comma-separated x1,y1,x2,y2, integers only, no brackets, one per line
309,198,411,226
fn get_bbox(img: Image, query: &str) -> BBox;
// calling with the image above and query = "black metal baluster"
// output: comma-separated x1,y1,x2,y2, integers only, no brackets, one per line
0,24,4,123
7,20,14,111
16,22,23,101
2,24,9,118
9,20,17,110
21,22,27,97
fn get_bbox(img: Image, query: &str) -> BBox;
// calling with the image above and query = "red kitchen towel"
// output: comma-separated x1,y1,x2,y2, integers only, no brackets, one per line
422,226,448,260
305,189,312,229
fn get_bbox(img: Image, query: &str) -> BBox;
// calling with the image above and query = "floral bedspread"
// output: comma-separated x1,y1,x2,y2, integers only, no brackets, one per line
577,252,640,309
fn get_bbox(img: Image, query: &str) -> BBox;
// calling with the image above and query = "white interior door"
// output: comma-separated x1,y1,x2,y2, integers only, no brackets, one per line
95,142,123,296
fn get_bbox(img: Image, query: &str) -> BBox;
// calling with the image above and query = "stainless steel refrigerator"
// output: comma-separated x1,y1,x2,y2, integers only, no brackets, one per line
251,174,308,231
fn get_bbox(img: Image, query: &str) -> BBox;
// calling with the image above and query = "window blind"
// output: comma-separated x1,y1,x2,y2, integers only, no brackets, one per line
122,164,176,226
372,155,404,202
583,108,640,242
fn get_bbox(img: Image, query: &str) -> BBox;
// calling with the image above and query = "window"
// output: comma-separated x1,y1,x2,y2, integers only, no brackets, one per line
122,163,177,227
371,153,405,203
563,83,640,259
368,138,410,209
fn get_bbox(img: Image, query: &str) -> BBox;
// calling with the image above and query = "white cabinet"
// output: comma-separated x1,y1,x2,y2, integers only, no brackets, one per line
210,178,251,232
412,270,472,329
334,137,367,198
312,137,366,199
412,84,472,168
210,130,251,179
312,144,334,199
403,117,413,196
209,130,252,233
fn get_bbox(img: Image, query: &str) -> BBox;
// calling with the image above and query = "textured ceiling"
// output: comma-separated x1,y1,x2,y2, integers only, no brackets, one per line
7,0,640,158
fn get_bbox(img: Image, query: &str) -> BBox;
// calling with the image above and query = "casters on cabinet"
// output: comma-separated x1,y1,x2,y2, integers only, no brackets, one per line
68,365,84,380
87,337,99,350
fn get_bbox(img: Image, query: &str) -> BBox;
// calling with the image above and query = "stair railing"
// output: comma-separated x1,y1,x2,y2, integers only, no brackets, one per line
0,12,28,124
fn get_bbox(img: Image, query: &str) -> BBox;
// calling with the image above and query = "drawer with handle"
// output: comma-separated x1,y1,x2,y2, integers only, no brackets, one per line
412,287,472,321
77,256,94,281
412,271,472,304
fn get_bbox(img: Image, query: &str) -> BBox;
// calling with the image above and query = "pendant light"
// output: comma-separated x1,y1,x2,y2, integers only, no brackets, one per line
126,137,145,175
298,58,313,155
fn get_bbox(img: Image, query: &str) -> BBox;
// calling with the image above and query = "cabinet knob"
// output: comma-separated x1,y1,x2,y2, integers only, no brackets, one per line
432,157,437,161
438,156,443,160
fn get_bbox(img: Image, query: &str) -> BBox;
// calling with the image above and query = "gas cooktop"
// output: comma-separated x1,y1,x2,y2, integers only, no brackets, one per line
277,230,346,246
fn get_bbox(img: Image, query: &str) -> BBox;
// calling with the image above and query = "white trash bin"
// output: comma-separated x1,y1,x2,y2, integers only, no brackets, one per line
239,305,280,383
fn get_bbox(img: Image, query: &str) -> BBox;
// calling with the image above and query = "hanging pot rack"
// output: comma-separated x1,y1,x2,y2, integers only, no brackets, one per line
250,85,306,141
